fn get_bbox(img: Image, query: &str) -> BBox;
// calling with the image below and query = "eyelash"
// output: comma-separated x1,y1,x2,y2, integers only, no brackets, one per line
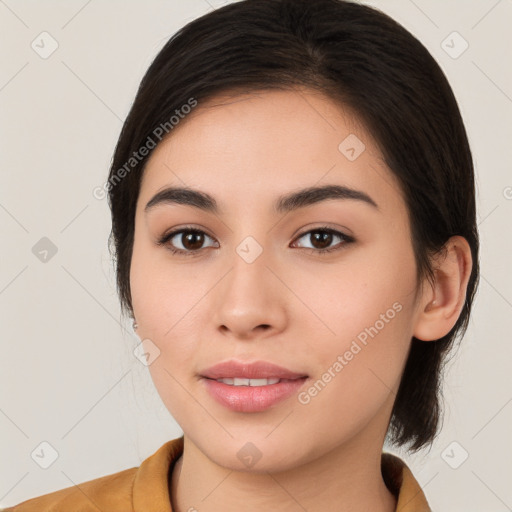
156,225,355,257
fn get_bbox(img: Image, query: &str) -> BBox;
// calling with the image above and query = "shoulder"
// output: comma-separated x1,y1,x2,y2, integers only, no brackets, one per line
2,466,138,512
3,437,184,512
382,451,432,512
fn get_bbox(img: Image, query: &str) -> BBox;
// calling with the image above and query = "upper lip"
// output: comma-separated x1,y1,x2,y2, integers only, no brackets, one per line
200,360,308,380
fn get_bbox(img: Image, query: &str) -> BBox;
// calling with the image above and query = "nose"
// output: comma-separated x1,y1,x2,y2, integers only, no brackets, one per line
211,244,288,340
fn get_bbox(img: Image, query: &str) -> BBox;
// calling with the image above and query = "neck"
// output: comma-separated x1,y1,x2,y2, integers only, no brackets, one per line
170,427,397,512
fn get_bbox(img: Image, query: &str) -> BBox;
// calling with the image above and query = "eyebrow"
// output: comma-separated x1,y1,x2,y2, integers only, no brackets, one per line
144,184,379,215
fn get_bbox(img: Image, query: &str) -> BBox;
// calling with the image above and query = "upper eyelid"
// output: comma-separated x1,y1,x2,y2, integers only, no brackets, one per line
294,226,349,238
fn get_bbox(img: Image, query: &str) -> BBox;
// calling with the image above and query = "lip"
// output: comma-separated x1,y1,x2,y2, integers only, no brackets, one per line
200,360,309,413
200,360,308,380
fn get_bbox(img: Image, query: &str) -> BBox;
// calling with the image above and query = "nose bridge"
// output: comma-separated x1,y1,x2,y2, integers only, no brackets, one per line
225,212,273,282
227,232,272,298
211,230,287,336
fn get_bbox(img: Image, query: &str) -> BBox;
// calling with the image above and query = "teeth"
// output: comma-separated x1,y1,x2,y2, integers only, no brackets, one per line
216,377,281,386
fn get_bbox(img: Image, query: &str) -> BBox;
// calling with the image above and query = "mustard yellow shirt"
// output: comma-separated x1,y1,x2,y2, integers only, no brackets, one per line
3,436,431,511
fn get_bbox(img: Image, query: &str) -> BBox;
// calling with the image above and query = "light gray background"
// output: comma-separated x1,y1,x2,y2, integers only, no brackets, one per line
1,0,511,510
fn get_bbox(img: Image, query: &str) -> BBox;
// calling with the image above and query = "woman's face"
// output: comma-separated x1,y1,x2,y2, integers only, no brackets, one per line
130,88,427,471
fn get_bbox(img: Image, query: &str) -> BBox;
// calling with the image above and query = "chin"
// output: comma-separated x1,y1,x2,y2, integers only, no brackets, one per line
195,432,314,474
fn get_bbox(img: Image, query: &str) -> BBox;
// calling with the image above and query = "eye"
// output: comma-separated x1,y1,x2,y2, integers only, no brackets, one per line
291,226,354,254
157,227,218,255
157,225,354,256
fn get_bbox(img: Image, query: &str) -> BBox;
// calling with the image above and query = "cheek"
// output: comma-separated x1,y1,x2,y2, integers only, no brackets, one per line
292,243,417,399
130,236,205,407
294,242,416,353
147,352,194,422
293,300,414,452
130,232,200,336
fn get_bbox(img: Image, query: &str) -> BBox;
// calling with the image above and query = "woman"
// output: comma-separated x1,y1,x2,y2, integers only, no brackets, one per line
5,0,478,510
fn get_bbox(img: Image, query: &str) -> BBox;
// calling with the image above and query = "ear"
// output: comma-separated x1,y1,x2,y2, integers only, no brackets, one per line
413,235,473,342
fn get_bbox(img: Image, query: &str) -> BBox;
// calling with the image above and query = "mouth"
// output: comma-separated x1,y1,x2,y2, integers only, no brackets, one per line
199,360,309,412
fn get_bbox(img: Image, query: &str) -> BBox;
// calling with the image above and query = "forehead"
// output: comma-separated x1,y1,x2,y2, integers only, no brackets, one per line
138,88,404,217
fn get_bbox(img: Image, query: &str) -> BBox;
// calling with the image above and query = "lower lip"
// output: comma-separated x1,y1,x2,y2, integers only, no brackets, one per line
202,377,308,412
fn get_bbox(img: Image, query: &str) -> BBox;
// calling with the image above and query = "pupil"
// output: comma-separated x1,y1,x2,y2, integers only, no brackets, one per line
184,232,204,250
313,231,332,249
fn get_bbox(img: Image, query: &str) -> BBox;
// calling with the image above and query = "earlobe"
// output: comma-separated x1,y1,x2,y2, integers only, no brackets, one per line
413,236,472,342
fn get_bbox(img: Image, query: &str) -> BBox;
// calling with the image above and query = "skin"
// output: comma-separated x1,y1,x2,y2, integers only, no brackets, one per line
130,88,472,512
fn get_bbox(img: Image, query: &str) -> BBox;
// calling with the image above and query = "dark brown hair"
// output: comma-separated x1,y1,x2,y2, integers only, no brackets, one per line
106,0,479,453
